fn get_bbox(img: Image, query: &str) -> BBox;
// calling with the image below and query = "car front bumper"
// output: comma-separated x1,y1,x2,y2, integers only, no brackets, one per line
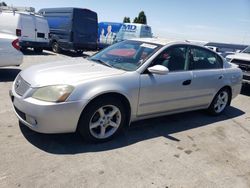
10,90,88,134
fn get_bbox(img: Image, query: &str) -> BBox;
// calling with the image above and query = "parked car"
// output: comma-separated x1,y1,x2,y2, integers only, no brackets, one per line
226,46,250,84
0,33,23,67
98,22,153,49
10,38,242,142
39,7,98,54
0,6,50,53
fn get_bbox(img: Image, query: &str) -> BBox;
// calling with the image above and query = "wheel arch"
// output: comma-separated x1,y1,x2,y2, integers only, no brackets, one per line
216,85,232,106
77,92,132,129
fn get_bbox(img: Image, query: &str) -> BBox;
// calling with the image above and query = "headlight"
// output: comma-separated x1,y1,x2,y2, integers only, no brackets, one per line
32,85,74,102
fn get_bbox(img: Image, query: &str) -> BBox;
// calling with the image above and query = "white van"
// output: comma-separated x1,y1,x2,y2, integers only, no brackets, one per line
0,7,50,52
116,23,153,42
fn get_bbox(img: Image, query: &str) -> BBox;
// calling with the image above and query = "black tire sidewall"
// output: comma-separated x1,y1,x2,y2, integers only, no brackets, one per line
34,48,43,53
76,50,83,55
52,42,60,53
77,97,127,142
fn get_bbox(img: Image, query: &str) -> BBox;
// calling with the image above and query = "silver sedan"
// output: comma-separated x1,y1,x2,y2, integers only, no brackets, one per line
10,38,242,142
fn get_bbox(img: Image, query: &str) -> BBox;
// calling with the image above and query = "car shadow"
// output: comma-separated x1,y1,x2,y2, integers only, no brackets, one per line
241,84,250,96
59,50,94,58
22,49,56,56
0,68,21,82
19,106,245,155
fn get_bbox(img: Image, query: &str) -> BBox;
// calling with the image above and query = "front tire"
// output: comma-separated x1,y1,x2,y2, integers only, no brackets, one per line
207,88,231,115
77,97,127,142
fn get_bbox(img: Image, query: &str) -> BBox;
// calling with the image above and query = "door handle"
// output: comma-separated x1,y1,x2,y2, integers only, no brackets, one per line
182,80,192,86
218,75,224,80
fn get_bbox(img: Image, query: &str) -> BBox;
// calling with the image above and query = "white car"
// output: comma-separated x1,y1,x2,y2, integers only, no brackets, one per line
10,38,242,142
227,46,250,84
0,33,23,67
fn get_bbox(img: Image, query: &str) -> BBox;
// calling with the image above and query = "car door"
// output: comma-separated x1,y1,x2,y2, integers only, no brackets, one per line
34,16,49,43
138,45,195,116
187,46,225,107
20,14,36,42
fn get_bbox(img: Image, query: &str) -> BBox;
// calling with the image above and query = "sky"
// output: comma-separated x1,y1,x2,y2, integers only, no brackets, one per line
5,0,250,44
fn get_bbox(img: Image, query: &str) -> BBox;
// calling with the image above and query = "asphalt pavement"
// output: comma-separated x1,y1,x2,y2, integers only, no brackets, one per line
0,50,250,188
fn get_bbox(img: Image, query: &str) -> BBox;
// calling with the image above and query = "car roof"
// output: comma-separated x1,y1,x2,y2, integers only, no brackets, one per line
1,10,45,18
129,38,224,58
129,37,205,47
0,33,18,39
129,38,177,45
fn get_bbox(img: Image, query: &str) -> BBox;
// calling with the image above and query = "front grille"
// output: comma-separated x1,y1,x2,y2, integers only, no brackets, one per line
14,106,26,121
14,75,30,96
231,59,250,72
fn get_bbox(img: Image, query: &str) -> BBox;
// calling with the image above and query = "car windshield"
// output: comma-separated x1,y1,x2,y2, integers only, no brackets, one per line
242,46,250,54
89,40,162,71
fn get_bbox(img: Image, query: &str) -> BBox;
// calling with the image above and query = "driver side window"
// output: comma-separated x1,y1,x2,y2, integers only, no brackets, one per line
150,46,188,72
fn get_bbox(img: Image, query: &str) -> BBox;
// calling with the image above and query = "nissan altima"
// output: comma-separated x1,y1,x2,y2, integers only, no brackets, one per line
10,38,242,142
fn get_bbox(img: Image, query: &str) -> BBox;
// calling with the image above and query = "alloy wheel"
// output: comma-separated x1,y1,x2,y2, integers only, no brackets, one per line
214,91,228,113
89,105,121,139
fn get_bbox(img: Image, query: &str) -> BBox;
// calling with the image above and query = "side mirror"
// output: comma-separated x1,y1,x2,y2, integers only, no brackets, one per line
148,65,169,75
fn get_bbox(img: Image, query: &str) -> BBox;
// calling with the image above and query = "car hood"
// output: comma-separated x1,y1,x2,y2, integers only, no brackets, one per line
20,58,126,87
227,53,250,62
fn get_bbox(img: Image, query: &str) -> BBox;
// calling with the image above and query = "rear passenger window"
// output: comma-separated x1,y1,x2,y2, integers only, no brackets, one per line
189,47,222,70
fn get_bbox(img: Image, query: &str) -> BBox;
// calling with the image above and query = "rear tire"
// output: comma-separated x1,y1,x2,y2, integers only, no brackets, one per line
77,97,127,143
52,41,61,53
207,88,231,115
20,47,27,52
76,50,83,55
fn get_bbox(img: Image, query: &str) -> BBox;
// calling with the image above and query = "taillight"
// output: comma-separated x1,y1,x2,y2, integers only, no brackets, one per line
16,29,21,37
12,39,20,51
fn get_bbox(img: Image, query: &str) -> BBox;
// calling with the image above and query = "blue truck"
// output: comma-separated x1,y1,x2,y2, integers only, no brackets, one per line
98,22,153,48
39,7,98,54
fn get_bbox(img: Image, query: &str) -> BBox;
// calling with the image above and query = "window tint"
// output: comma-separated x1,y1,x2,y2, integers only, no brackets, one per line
189,47,222,70
151,46,187,71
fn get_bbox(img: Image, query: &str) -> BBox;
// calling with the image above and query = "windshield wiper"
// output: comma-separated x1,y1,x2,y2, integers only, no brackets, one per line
90,58,113,68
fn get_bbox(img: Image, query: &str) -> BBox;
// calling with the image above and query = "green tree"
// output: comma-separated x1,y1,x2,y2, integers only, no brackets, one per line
0,1,7,6
133,17,138,23
133,11,147,24
123,17,131,23
137,11,147,24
